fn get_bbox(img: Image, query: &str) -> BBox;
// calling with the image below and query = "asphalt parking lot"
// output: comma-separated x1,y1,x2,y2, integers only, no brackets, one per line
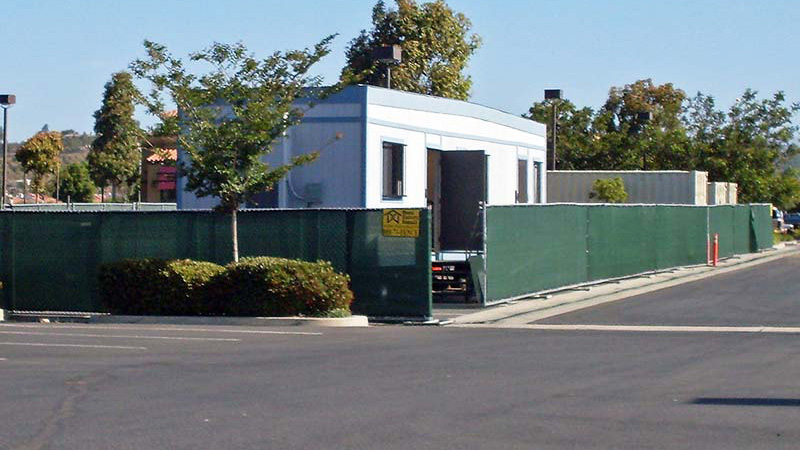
2,252,800,450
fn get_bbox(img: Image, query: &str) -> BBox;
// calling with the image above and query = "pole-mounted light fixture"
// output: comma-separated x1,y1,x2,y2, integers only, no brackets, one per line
371,45,402,89
0,94,16,209
637,111,652,170
544,89,563,171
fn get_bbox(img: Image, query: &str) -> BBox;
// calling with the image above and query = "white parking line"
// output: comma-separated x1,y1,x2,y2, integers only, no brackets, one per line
0,342,147,350
456,324,800,334
0,330,241,342
0,323,323,336
0,358,7,361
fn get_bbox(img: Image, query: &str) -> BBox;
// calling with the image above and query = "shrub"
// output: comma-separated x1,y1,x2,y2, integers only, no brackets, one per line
589,177,628,203
202,257,353,317
98,259,225,315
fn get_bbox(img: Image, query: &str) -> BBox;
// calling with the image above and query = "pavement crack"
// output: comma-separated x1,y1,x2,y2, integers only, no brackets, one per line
10,372,106,450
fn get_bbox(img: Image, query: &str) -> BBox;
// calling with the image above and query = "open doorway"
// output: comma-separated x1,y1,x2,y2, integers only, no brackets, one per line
428,149,488,303
427,149,487,253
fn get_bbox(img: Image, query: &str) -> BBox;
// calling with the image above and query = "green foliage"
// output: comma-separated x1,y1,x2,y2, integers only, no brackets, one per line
15,131,63,195
525,99,596,169
58,162,96,202
773,230,797,244
589,177,628,203
88,71,143,200
98,259,225,315
131,38,344,260
342,0,481,100
99,257,353,317
148,111,180,137
686,90,800,208
525,79,800,209
203,257,353,317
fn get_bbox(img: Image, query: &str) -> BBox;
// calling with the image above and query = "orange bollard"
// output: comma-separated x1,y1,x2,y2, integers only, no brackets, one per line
712,233,719,267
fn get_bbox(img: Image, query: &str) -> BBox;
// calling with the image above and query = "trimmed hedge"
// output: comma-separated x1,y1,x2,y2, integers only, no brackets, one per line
203,257,354,317
98,259,225,315
98,257,353,317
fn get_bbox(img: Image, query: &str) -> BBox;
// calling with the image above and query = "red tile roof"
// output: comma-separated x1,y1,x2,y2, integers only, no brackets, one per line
146,148,178,163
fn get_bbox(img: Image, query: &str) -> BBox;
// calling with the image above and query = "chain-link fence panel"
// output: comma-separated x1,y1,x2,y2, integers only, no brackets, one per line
485,205,588,301
0,209,432,318
485,204,767,304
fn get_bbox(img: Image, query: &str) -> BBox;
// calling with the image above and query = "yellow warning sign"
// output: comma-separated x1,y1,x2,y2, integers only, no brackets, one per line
382,209,420,237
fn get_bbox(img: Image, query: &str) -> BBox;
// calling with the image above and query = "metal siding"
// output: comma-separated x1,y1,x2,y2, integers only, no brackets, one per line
286,120,363,208
547,171,708,204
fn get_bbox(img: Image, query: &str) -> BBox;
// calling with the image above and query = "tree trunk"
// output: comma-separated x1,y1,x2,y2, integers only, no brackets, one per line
231,208,239,262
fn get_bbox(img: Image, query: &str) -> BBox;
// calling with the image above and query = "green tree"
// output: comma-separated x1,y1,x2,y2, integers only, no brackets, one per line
148,110,180,137
685,89,800,208
589,177,628,203
131,38,341,261
88,71,143,201
342,0,481,100
15,131,63,197
59,162,96,203
525,99,596,170
525,79,696,172
596,79,693,170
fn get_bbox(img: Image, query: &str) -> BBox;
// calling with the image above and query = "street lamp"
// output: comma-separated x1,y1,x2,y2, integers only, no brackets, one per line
544,89,563,170
0,94,16,209
371,45,402,89
637,111,652,170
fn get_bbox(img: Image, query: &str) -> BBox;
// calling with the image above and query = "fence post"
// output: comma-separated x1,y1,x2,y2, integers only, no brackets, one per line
713,233,719,267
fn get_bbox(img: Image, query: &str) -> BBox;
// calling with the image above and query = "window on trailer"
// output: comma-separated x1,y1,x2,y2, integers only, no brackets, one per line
383,141,404,198
532,161,542,203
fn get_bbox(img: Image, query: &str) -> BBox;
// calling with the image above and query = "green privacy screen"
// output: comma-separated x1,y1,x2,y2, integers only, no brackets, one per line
0,209,432,319
485,204,773,303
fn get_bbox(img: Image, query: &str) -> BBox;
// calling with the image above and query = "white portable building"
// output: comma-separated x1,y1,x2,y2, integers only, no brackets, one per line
178,85,548,251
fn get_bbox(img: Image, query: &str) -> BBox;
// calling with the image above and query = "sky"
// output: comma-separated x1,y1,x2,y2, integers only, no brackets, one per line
2,0,799,142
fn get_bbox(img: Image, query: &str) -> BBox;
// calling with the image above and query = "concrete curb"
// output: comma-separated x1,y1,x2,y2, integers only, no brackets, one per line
4,312,369,327
88,314,370,328
450,244,800,325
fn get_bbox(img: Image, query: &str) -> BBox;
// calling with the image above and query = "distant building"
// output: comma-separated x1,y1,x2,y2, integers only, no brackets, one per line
141,136,177,203
547,170,737,205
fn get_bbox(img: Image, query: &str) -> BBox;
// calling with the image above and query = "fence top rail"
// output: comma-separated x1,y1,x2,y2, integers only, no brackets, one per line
0,207,427,214
487,203,766,209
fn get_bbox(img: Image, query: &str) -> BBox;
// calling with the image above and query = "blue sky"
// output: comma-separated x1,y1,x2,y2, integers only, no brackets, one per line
2,0,799,142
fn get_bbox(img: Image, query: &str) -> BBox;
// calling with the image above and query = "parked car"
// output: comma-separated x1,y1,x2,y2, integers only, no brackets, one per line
784,212,800,227
772,208,793,232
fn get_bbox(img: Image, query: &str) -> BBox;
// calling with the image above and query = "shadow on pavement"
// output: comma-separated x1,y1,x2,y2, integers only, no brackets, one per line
691,398,800,407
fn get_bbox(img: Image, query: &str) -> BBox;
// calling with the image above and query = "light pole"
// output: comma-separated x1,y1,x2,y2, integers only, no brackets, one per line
544,89,563,170
0,94,16,209
637,111,652,170
371,45,402,89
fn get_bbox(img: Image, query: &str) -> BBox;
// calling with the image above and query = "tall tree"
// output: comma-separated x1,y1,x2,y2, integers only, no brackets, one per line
131,38,342,261
59,162,96,203
88,71,142,201
685,89,800,207
596,79,693,170
526,79,696,171
342,0,481,100
15,131,62,198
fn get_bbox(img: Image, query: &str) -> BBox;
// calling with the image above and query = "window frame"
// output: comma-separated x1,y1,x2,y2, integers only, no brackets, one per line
382,140,406,200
